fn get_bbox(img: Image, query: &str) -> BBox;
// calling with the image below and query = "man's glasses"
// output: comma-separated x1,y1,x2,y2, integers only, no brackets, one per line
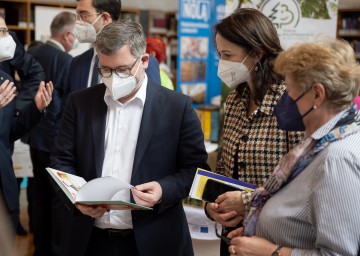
0,28,9,38
97,58,139,78
74,12,101,21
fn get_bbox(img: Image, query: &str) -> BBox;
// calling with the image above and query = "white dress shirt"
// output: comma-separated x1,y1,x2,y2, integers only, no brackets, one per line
94,75,148,229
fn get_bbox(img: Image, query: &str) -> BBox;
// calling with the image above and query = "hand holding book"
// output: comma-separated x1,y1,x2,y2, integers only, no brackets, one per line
46,168,152,211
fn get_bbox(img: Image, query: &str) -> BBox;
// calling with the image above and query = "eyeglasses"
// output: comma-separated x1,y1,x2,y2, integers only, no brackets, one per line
74,12,101,21
0,28,9,38
97,58,139,78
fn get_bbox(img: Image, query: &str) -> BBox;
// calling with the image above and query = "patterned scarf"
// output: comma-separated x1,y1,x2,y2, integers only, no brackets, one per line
244,105,360,236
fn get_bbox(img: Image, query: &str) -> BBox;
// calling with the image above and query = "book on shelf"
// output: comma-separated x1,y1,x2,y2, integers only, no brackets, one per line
46,167,152,210
196,104,220,143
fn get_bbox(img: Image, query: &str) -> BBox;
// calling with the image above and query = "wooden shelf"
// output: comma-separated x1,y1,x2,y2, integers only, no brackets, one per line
337,8,360,61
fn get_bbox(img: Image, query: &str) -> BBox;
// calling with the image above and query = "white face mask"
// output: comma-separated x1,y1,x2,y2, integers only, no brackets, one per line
73,14,102,43
0,34,16,62
217,54,250,88
102,60,141,100
72,38,79,50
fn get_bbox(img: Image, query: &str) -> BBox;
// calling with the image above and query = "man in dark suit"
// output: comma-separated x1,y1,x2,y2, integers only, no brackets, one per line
24,11,76,256
0,69,53,236
68,0,160,95
50,20,208,256
0,20,46,112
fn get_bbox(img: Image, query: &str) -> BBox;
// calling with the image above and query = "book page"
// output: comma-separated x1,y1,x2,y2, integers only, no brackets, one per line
46,168,87,203
75,176,133,202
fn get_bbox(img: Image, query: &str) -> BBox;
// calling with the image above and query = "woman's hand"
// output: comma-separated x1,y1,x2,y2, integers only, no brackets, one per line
35,81,54,112
206,191,244,227
228,229,278,256
0,79,16,108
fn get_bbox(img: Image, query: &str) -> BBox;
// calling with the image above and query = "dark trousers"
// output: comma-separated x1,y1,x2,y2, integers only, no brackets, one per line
31,148,64,256
85,227,140,256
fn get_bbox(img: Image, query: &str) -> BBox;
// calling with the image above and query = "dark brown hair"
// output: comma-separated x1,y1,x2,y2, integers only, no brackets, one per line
214,8,283,104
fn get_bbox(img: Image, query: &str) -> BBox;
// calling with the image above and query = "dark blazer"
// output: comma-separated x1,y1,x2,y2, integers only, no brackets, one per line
67,47,161,94
23,41,72,152
0,31,45,112
0,70,43,217
50,80,209,256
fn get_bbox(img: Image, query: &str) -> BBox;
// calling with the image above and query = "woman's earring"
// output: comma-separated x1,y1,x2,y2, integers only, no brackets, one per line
254,65,258,71
313,105,317,110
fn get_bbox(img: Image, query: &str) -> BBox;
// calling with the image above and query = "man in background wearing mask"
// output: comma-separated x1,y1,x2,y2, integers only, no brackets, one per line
22,11,76,256
50,20,208,256
68,0,160,94
0,17,46,113
0,16,54,240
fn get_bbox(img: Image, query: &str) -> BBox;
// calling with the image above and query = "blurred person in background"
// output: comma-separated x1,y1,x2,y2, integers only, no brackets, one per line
146,36,174,90
24,11,76,256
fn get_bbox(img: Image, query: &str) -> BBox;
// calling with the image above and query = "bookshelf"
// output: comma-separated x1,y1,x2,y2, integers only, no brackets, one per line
337,8,360,60
0,0,77,46
0,0,140,47
146,10,178,84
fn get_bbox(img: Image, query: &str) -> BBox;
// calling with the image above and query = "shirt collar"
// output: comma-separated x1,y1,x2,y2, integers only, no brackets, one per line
47,39,65,52
311,109,348,140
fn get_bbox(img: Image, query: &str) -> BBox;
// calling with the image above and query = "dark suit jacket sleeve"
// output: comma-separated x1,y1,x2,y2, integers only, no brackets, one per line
146,55,161,85
10,101,44,142
159,98,208,212
6,31,46,112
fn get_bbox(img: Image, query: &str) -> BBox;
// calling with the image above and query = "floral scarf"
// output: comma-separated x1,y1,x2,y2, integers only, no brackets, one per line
244,105,360,236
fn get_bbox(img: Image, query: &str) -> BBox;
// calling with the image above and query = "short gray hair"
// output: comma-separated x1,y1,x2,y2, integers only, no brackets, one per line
95,20,146,58
50,12,76,36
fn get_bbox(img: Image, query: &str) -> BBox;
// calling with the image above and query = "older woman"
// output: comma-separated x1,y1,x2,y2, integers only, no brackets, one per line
227,39,360,256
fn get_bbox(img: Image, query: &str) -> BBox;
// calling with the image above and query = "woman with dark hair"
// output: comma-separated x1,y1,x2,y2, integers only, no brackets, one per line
204,8,304,255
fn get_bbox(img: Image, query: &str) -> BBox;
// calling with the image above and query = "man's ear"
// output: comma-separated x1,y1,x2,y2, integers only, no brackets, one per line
101,12,112,25
141,53,150,69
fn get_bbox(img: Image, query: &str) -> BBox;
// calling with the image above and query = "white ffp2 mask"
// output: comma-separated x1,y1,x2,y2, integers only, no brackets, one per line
217,54,250,88
73,14,102,43
0,34,16,62
102,61,141,100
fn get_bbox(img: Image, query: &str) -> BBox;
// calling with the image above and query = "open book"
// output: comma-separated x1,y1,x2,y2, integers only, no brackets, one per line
46,167,152,210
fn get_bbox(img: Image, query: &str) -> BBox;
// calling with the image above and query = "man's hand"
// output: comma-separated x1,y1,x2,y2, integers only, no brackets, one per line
75,203,108,218
35,81,53,112
132,181,162,207
0,79,16,108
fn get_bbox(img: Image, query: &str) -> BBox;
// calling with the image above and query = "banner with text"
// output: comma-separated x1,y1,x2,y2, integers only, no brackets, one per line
177,0,225,104
225,0,338,48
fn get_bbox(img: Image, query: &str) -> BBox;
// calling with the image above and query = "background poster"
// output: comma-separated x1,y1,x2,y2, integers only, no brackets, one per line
225,0,338,48
177,0,225,104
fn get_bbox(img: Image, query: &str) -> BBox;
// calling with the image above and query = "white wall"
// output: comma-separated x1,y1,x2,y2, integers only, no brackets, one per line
338,0,360,9
122,0,178,11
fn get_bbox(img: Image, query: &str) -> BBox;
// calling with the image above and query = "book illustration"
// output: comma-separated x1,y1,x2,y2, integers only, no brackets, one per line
55,171,83,199
46,168,152,210
189,168,256,201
